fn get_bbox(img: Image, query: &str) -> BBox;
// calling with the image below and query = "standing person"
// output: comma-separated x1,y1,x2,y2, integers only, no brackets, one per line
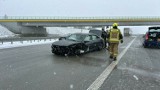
107,23,123,61
101,28,107,48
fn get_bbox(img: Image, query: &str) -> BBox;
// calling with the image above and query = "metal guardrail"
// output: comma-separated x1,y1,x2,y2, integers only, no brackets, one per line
0,37,58,45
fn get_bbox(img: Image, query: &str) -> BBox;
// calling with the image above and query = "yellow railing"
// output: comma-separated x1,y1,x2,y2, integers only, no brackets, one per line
1,16,160,19
0,16,160,22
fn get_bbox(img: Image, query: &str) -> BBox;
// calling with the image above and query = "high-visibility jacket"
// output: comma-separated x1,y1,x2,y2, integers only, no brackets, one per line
109,28,121,43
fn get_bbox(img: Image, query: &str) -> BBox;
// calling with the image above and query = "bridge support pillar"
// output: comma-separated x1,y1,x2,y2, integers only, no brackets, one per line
0,22,47,36
21,26,47,36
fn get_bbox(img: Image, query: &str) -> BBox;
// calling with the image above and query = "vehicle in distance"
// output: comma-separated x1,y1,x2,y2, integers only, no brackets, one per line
51,33,104,55
143,27,160,48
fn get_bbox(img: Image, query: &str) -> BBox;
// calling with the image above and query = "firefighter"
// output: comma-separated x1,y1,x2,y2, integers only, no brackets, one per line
107,23,123,61
101,28,107,48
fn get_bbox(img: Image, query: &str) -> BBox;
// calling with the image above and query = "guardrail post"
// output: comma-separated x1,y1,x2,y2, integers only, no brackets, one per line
11,39,13,44
20,39,23,44
1,40,3,44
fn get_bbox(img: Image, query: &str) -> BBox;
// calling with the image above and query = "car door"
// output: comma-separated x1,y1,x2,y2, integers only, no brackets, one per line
91,35,103,50
84,35,94,51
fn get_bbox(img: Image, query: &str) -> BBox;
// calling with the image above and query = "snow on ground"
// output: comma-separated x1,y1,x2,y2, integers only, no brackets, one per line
0,25,13,36
46,27,89,35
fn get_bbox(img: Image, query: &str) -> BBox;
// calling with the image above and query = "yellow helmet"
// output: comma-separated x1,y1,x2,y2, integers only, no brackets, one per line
112,23,118,27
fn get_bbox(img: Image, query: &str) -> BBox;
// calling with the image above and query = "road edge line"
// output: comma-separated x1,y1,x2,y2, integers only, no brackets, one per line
87,37,137,90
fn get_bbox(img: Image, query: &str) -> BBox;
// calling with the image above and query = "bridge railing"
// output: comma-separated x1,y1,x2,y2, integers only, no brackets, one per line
0,16,160,20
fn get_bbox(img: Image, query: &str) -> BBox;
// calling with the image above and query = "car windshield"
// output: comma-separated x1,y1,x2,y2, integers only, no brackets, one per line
67,34,86,42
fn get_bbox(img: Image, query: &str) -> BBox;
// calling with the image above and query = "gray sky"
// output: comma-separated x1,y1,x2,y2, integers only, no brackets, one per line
0,0,159,34
0,0,160,16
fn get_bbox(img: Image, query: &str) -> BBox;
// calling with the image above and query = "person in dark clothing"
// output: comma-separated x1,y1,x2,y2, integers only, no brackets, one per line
101,28,108,48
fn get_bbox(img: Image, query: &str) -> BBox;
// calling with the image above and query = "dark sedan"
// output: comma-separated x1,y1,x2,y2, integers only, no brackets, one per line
143,27,160,48
51,33,104,55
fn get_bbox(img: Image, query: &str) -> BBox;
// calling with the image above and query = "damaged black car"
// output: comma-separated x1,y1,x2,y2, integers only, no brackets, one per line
51,33,104,55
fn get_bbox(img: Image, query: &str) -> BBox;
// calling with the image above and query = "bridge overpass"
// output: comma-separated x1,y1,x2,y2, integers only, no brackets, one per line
0,16,160,35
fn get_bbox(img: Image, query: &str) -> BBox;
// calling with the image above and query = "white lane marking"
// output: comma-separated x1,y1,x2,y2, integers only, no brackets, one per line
87,37,137,90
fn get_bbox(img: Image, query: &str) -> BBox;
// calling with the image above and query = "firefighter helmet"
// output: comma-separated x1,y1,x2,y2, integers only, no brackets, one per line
112,23,118,27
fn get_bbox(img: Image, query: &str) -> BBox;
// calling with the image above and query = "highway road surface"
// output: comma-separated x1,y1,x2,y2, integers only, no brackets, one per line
0,36,160,90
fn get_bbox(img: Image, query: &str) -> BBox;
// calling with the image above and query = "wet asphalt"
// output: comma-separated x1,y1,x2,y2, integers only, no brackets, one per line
0,36,158,90
100,36,160,90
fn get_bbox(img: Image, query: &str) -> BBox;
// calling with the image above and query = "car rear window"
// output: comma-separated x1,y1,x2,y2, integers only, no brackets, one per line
149,29,160,32
148,27,160,38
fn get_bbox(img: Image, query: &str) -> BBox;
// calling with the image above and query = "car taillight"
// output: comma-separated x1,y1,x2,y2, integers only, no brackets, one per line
145,33,149,40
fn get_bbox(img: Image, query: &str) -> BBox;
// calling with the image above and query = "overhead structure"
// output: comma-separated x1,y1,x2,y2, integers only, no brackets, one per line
0,16,160,36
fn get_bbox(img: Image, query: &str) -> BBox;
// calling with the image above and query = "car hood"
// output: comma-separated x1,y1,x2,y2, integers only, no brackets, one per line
52,40,81,46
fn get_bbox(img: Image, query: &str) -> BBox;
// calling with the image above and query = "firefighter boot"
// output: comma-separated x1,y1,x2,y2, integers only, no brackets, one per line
109,55,113,59
113,57,117,61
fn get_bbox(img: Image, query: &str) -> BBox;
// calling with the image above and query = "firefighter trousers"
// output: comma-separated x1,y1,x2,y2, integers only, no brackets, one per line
109,43,119,58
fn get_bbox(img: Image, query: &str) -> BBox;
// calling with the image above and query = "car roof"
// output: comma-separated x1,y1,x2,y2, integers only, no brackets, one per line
89,29,102,36
71,32,98,36
149,27,160,30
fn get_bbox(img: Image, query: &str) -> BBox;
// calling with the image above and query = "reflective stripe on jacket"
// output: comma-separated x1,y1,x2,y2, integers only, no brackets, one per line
109,29,120,43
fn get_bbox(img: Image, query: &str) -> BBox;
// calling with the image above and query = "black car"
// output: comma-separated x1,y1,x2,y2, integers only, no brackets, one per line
51,33,104,55
143,27,160,48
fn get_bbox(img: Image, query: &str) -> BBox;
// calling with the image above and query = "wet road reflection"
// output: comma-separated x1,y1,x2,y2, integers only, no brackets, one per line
51,49,111,67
